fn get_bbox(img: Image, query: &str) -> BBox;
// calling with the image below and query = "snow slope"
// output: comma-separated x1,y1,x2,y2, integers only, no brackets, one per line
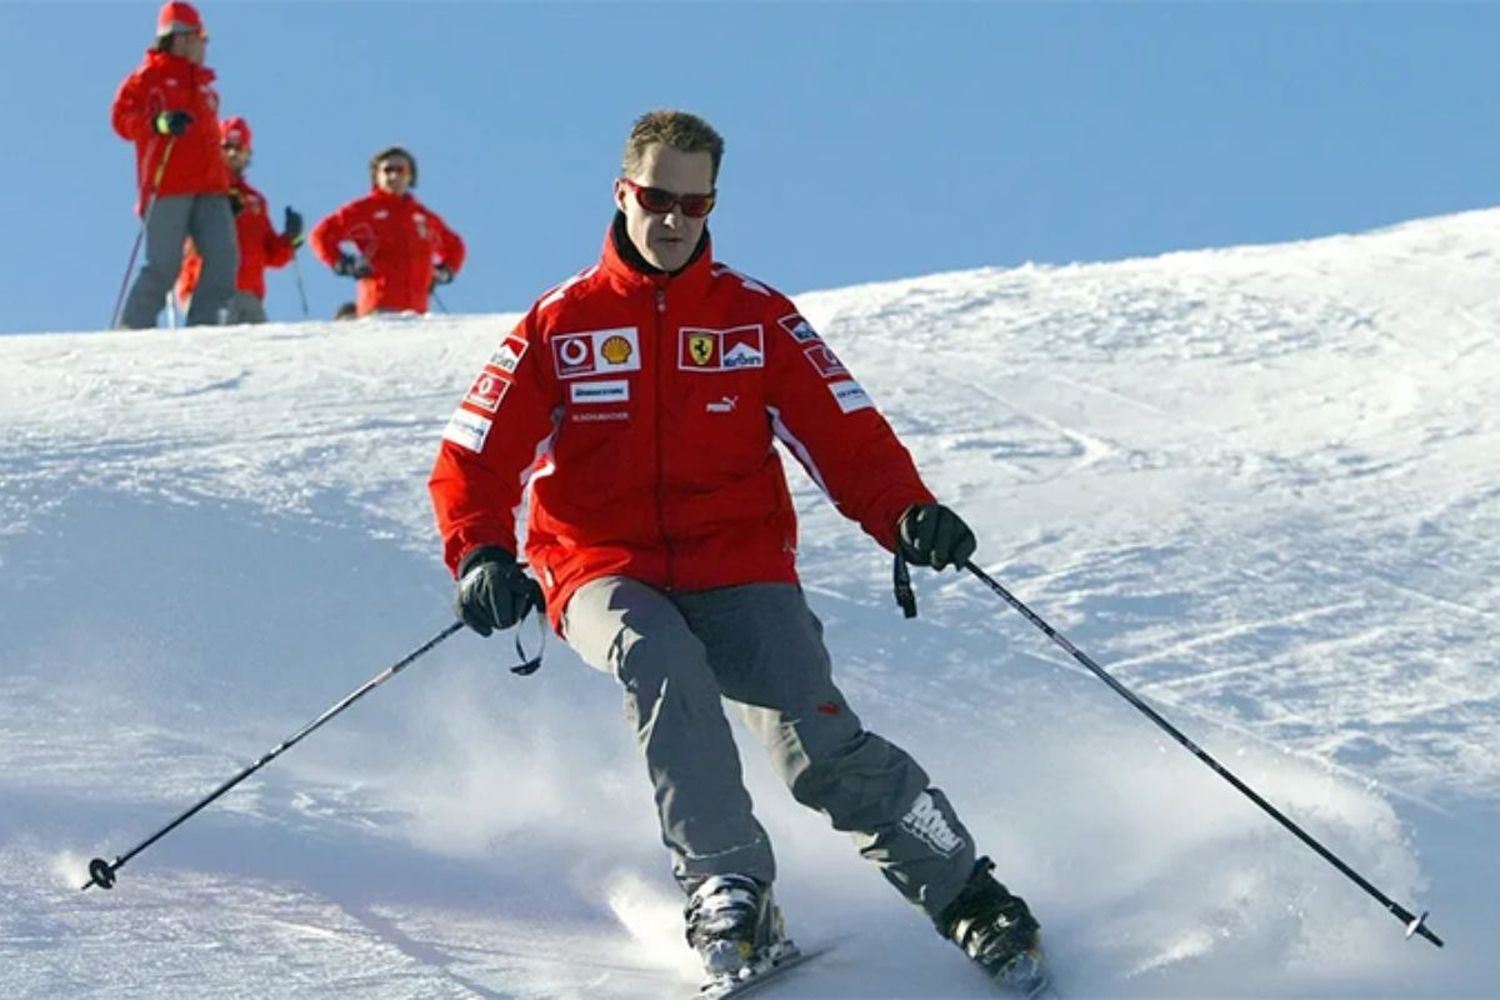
3,208,1497,998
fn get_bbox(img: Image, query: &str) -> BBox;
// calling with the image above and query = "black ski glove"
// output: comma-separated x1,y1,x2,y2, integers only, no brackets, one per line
283,207,304,246
455,546,544,637
228,187,244,216
333,254,371,279
431,263,455,287
153,110,193,136
897,503,977,572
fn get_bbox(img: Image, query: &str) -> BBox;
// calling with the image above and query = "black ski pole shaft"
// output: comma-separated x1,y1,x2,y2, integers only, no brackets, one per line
962,561,1443,948
81,620,464,892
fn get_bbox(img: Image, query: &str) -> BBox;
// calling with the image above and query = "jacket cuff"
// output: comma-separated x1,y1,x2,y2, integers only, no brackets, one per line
458,544,515,578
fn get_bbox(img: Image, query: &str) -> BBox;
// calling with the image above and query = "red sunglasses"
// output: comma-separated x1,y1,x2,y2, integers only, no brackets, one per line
620,178,716,218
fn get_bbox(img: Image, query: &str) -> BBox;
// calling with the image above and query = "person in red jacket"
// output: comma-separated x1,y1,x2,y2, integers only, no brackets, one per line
308,147,464,316
111,1,238,328
428,110,1047,995
176,117,303,324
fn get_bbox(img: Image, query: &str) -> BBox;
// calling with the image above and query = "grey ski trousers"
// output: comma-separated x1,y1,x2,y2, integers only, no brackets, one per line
563,576,977,920
120,193,238,329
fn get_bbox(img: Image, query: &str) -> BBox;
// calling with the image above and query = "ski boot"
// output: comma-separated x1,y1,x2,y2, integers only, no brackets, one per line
939,856,1050,997
685,874,796,994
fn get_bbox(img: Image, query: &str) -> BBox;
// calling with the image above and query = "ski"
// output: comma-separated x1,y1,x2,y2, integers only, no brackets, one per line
694,939,831,999
994,946,1056,998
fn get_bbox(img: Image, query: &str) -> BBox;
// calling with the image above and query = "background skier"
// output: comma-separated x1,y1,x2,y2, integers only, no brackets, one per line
110,1,237,328
175,117,303,324
308,147,465,317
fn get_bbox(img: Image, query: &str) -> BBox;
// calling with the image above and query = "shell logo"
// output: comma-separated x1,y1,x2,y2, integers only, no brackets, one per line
601,335,633,365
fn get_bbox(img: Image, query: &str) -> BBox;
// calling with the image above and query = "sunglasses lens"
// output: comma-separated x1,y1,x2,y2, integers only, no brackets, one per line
636,186,677,213
678,193,715,218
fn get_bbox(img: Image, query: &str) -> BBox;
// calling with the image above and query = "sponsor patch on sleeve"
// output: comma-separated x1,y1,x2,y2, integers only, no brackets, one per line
442,407,493,453
488,334,528,374
463,370,512,413
777,312,820,342
803,343,848,379
828,379,874,414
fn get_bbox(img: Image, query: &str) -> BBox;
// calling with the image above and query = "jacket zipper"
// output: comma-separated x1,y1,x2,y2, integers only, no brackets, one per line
653,285,674,590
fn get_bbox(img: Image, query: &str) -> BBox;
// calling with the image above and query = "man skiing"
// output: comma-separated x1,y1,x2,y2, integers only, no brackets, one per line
110,1,237,328
176,117,303,324
428,109,1046,995
308,147,465,317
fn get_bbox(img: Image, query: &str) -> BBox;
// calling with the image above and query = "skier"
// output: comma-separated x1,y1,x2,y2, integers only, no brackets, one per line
110,1,238,328
428,109,1045,995
175,117,303,324
308,147,465,317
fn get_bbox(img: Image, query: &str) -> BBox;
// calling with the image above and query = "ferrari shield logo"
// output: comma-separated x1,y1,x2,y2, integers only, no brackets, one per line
688,334,716,366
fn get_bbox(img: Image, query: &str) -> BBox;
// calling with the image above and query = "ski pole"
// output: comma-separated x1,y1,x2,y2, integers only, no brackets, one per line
292,252,310,318
961,560,1443,949
431,289,449,314
109,136,177,329
80,620,464,892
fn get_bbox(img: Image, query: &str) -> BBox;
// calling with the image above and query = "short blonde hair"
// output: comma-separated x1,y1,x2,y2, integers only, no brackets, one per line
622,110,725,183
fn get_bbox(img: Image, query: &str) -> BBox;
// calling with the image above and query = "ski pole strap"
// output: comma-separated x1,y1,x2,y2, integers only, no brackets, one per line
893,551,917,618
510,601,547,676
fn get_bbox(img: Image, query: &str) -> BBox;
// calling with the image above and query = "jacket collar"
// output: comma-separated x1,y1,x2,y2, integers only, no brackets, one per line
599,212,713,296
145,49,215,82
366,187,414,204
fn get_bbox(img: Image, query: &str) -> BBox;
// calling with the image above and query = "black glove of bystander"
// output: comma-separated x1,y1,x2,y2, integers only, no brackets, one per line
283,207,304,246
431,263,455,287
153,110,193,136
897,503,977,572
227,187,244,216
333,254,371,279
455,546,544,636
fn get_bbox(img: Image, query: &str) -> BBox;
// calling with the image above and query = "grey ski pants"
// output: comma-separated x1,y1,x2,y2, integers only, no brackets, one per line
222,291,268,325
562,576,977,920
120,193,238,329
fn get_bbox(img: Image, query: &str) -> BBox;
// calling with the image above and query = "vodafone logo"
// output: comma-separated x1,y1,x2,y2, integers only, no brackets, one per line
558,336,592,368
464,370,510,412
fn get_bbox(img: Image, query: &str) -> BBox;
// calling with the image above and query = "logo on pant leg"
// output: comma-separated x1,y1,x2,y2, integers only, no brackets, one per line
901,791,965,857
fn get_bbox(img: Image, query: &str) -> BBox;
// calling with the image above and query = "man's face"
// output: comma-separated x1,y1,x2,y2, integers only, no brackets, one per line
169,30,207,65
221,143,249,175
614,144,715,273
375,156,412,195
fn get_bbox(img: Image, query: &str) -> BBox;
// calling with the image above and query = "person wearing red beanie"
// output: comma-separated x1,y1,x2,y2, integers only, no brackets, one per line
110,2,238,328
176,117,304,324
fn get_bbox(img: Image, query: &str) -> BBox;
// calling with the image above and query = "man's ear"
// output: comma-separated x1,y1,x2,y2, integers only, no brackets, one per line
612,179,629,213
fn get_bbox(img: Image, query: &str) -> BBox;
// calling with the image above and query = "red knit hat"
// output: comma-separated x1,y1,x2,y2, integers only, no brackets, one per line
220,116,252,151
156,2,205,37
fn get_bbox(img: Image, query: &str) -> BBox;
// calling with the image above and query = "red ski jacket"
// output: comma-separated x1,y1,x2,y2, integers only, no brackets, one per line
111,50,231,214
308,189,464,315
177,177,295,302
428,220,936,627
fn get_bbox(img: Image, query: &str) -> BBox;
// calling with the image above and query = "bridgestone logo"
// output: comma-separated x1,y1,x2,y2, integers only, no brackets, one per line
901,792,964,857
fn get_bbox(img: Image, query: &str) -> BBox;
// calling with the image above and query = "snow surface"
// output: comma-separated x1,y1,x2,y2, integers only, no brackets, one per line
3,209,1497,998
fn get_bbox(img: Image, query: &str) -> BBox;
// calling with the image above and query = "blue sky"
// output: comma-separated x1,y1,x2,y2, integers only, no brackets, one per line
1,1,1495,334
